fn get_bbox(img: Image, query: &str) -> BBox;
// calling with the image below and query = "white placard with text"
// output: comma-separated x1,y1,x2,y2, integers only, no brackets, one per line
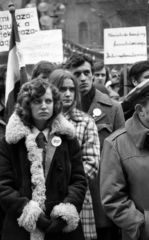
104,26,147,65
21,29,63,64
0,7,39,52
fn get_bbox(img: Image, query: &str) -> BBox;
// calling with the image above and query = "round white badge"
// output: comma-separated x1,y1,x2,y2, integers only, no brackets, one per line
93,108,102,118
51,136,62,147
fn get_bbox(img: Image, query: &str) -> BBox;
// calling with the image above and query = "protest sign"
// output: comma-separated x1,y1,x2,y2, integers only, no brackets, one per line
104,26,147,65
0,7,39,52
21,29,63,64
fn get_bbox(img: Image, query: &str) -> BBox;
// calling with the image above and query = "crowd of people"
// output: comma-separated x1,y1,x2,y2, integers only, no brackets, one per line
0,53,149,240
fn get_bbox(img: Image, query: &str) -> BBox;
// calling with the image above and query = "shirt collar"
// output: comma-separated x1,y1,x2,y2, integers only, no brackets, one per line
32,126,49,142
126,112,149,149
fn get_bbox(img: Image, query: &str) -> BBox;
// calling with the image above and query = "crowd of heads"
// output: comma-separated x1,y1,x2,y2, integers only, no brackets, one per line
1,53,149,124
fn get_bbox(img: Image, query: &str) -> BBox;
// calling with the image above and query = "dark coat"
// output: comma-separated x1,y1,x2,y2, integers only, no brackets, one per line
100,112,149,240
0,120,5,240
88,89,125,228
0,113,87,240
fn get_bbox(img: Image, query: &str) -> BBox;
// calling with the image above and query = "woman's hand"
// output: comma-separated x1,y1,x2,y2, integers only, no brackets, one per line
45,217,66,233
36,213,52,231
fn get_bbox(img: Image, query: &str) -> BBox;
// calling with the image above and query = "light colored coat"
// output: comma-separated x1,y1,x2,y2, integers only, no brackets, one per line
101,112,149,240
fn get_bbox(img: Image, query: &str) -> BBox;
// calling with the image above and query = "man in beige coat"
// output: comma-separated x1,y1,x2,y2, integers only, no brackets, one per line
101,79,149,240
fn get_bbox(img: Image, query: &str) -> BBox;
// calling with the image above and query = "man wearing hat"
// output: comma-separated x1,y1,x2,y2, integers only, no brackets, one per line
100,79,149,240
121,60,149,120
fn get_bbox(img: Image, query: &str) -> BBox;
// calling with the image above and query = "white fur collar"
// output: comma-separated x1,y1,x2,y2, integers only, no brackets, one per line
6,112,76,144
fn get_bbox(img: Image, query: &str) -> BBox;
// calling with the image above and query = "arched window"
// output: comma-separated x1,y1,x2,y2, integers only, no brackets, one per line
101,20,110,46
79,22,89,45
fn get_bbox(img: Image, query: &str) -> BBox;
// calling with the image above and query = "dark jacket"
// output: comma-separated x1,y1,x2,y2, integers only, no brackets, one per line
0,113,87,240
0,120,5,240
88,89,125,228
101,112,149,240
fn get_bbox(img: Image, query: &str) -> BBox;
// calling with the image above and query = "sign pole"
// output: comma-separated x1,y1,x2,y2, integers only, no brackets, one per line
124,64,127,96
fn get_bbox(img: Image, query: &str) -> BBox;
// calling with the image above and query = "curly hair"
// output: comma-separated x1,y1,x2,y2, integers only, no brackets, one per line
65,53,94,73
49,69,81,111
15,78,61,128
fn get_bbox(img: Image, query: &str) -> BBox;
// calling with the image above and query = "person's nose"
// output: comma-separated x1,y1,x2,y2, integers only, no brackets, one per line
65,89,70,96
99,74,102,80
80,72,86,82
41,101,47,109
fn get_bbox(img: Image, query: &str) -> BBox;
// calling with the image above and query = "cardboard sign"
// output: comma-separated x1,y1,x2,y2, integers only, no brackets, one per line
104,26,147,65
0,7,39,52
21,29,63,64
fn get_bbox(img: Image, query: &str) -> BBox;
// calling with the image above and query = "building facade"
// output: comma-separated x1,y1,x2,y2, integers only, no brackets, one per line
37,0,149,52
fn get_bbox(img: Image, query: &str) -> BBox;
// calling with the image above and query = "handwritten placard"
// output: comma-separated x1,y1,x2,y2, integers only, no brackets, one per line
0,7,39,52
104,26,147,65
21,29,63,64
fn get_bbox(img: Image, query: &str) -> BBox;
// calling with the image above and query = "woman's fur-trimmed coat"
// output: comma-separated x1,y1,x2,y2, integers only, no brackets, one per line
0,113,87,240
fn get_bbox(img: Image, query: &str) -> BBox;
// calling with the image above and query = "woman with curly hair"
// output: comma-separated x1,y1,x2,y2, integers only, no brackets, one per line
0,78,87,240
49,69,100,240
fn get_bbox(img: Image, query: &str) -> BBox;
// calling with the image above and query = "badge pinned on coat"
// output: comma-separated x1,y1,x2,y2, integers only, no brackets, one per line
51,136,62,147
93,108,102,119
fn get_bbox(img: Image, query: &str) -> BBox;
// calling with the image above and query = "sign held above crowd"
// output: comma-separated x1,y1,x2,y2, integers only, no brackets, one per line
0,7,39,52
21,29,63,64
104,26,147,65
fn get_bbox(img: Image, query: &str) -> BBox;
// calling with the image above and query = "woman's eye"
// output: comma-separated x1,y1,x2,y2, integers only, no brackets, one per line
33,99,41,104
60,87,66,92
70,88,75,92
46,99,52,104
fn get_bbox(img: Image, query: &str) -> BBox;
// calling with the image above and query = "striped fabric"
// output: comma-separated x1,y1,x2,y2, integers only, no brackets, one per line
80,188,97,239
65,108,100,239
67,108,100,184
5,7,20,122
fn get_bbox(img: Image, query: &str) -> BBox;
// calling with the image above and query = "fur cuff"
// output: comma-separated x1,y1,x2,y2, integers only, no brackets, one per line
17,200,42,232
50,203,80,232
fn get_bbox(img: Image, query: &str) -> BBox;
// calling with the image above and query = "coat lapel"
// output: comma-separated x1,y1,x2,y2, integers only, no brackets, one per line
88,101,106,122
88,89,112,122
45,134,57,181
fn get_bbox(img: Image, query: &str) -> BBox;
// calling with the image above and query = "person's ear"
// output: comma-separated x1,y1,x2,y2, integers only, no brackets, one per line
131,77,138,87
135,104,144,116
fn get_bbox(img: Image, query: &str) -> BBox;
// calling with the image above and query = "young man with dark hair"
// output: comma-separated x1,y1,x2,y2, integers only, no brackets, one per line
101,79,149,240
93,62,109,86
129,60,149,88
65,53,125,240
